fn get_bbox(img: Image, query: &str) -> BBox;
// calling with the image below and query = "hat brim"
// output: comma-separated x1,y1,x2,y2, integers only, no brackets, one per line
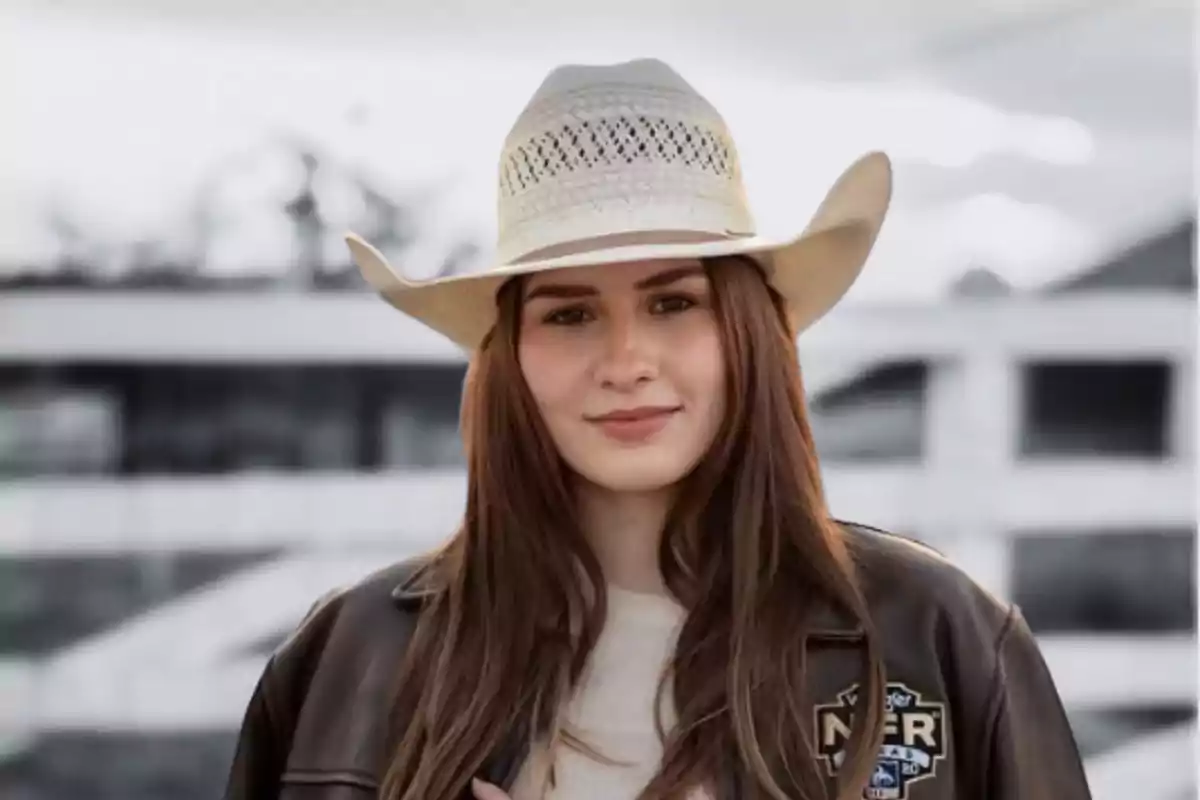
345,151,893,350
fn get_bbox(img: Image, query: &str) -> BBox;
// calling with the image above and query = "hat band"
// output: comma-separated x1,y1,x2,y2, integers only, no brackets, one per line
507,229,753,265
496,192,756,266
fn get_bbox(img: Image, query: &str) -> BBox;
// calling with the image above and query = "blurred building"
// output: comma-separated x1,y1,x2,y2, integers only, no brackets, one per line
0,205,1194,799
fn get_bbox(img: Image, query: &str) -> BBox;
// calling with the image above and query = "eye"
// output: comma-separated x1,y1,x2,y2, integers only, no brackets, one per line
542,305,593,326
649,294,697,315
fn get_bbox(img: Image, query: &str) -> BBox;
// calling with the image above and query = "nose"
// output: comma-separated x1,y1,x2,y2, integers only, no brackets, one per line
594,313,657,391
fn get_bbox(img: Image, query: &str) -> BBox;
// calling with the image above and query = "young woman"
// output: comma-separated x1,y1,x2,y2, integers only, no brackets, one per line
225,59,1092,800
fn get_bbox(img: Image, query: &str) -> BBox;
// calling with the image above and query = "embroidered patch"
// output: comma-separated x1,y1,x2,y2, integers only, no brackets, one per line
814,682,947,800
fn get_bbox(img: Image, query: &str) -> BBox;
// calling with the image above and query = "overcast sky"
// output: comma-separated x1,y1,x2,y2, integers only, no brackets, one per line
0,0,1191,301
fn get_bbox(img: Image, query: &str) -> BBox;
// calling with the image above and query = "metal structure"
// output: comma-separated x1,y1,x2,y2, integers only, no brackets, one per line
0,290,1195,800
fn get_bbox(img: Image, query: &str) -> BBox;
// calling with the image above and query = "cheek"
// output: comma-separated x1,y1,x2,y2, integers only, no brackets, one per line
518,337,588,414
673,329,727,431
673,325,725,398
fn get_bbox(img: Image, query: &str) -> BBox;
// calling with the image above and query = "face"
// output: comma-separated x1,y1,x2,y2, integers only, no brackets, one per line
517,258,726,494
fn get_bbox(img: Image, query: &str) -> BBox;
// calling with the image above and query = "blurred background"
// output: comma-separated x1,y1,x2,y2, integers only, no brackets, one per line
0,1,1195,798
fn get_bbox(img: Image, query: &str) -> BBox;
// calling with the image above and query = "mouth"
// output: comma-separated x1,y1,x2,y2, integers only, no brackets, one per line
586,405,681,443
588,405,681,423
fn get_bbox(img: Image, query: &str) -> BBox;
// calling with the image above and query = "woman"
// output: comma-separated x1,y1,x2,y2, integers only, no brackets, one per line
225,59,1092,800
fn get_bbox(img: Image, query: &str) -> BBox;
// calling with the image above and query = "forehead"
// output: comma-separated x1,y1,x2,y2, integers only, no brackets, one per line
524,258,705,292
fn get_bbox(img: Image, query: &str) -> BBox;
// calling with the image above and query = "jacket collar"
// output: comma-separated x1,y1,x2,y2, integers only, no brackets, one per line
393,578,863,640
391,581,435,612
806,596,866,640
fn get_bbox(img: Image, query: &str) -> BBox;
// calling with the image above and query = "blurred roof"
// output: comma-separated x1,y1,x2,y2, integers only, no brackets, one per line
1,0,1191,299
874,0,1193,290
1049,219,1196,294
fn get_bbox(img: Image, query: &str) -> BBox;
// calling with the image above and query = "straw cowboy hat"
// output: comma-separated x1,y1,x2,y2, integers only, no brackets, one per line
345,58,893,350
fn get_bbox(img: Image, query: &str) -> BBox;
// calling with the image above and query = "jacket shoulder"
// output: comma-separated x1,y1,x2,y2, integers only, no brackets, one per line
836,518,1018,701
224,554,432,798
834,521,1092,798
270,554,431,666
838,519,1012,633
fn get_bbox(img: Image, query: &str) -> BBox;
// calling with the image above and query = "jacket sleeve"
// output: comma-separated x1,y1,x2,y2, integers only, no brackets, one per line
223,658,290,800
984,606,1093,799
223,590,342,800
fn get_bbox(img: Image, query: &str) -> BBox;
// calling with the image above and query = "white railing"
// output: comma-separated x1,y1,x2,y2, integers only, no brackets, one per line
0,463,1194,556
0,293,1194,798
0,551,1190,728
0,293,1194,363
1087,721,1197,800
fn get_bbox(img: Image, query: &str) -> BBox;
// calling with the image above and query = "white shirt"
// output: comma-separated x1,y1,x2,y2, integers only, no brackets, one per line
509,585,707,800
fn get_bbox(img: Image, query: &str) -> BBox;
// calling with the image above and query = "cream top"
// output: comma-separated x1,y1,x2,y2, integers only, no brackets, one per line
508,585,709,800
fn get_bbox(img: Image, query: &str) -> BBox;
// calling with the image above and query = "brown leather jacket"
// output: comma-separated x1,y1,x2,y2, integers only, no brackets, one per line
223,523,1093,800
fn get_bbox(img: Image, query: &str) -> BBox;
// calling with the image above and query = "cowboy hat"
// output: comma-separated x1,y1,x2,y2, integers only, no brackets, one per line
345,58,892,350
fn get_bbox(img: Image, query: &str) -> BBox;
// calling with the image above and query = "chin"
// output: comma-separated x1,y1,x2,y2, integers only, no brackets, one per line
572,451,698,494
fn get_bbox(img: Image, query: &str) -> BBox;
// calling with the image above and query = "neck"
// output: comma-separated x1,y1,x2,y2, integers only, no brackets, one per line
575,481,673,596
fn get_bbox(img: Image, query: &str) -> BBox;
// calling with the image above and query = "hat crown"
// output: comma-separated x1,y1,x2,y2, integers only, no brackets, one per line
495,59,757,266
526,58,696,100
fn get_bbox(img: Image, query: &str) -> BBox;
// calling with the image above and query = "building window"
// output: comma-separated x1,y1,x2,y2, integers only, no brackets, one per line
375,366,465,469
809,362,926,462
1020,361,1169,458
0,364,472,476
1011,529,1195,633
0,387,120,477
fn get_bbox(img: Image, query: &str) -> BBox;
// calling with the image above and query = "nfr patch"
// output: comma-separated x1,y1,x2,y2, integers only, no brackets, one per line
814,682,948,800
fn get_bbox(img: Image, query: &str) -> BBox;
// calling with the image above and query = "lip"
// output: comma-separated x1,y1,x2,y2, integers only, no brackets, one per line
586,405,680,444
588,405,681,423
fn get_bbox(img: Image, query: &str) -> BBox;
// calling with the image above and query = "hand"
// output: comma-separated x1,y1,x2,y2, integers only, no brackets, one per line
472,778,512,800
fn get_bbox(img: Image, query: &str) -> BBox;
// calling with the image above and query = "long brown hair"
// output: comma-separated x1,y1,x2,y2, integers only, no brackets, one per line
380,255,886,800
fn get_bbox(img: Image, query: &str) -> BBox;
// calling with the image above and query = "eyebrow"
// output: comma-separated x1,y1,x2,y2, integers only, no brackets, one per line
524,265,705,302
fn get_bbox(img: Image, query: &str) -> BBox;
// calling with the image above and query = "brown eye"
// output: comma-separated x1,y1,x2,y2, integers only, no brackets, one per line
650,294,696,315
543,306,593,326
